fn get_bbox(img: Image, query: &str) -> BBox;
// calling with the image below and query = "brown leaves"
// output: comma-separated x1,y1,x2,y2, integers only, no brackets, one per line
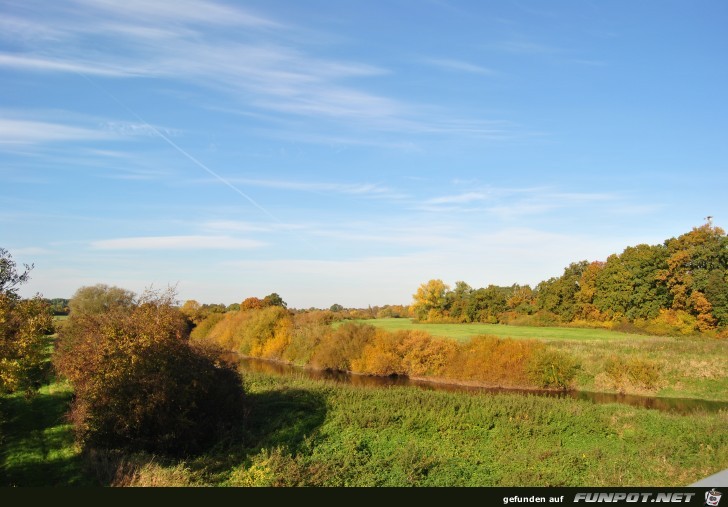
53,289,245,455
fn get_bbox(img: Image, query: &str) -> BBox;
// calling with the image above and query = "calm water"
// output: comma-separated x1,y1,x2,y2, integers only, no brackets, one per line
236,356,728,414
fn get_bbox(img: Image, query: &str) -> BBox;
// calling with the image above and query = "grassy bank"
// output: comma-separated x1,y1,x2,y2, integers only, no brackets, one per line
6,371,724,487
91,371,728,487
355,319,728,401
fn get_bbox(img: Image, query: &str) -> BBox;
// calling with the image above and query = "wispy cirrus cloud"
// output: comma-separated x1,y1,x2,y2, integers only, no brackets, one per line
0,118,111,145
420,186,618,215
212,178,406,199
426,192,491,205
100,121,179,138
421,58,497,75
73,0,282,29
493,40,562,55
0,53,148,77
91,235,265,250
0,0,514,142
203,220,306,233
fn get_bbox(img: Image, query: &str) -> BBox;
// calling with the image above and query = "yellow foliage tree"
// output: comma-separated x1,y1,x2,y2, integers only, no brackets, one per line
411,279,450,321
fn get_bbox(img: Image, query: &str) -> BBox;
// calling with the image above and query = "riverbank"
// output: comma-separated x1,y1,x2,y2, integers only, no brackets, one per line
235,355,728,414
352,319,728,401
3,369,726,486
82,371,728,486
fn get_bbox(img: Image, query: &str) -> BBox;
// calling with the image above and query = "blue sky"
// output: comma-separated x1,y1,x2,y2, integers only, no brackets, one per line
2,0,726,308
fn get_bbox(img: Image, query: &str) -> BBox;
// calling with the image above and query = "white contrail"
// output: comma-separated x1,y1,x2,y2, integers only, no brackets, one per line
77,72,282,225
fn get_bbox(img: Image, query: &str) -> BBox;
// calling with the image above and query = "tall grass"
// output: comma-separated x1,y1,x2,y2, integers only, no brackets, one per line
3,355,726,486
117,372,728,487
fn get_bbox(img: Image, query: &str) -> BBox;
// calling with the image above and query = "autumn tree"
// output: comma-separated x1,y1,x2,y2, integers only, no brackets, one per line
506,284,536,315
574,261,604,321
54,288,245,454
241,296,264,310
180,299,203,323
657,224,728,331
0,248,52,393
411,279,450,321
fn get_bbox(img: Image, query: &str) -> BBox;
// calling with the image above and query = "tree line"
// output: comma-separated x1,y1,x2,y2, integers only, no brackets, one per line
411,224,728,336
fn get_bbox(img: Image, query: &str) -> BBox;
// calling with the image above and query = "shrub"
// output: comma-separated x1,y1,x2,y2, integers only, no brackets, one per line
201,306,292,356
527,348,580,390
351,329,405,376
643,309,699,336
54,289,245,455
502,311,561,327
603,355,661,392
310,322,375,371
282,312,330,365
450,335,540,386
241,306,292,357
189,312,225,341
399,331,458,378
259,316,293,360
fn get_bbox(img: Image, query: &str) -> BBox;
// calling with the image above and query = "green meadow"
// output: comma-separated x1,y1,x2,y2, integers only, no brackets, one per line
349,318,651,341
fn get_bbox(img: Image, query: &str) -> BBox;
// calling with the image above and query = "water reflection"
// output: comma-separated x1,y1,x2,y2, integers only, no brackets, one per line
235,356,728,414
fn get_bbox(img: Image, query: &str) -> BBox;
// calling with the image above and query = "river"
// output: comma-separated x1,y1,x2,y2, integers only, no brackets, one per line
236,356,728,414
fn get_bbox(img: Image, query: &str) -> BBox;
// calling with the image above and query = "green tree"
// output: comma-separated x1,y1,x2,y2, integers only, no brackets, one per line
68,284,135,316
46,298,70,316
446,281,473,322
263,293,287,308
614,244,668,320
593,255,632,318
466,285,509,323
0,248,52,393
536,261,590,322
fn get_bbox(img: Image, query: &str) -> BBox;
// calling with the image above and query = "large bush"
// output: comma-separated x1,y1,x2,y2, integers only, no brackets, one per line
54,289,245,455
